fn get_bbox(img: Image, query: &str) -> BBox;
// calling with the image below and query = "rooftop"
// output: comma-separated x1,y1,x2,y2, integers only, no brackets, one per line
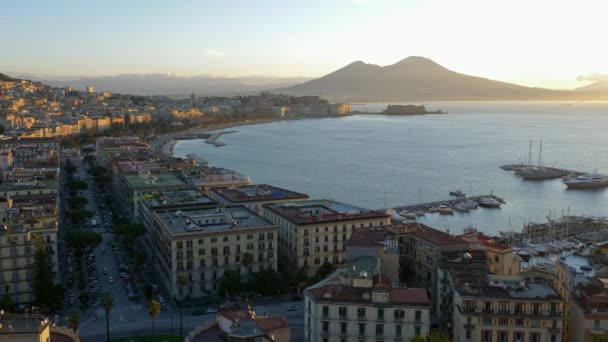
140,188,215,208
264,199,389,225
0,314,51,334
414,225,469,246
346,226,395,248
125,171,185,190
306,284,429,307
212,184,308,203
155,206,274,236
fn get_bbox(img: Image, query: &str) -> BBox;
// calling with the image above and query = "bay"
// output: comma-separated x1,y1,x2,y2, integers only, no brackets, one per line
173,101,608,235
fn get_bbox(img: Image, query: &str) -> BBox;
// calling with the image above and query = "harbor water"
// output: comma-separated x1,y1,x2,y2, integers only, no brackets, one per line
173,101,608,236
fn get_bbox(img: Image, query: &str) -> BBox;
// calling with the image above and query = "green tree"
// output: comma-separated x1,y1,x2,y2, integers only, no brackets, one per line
242,252,254,275
251,269,287,296
83,155,95,164
114,223,146,249
68,208,94,225
177,274,187,338
148,300,161,336
143,283,154,300
32,239,63,312
66,309,81,332
64,231,102,256
218,269,242,298
81,147,95,155
0,285,14,312
67,180,88,190
67,196,88,209
312,262,334,283
101,292,114,342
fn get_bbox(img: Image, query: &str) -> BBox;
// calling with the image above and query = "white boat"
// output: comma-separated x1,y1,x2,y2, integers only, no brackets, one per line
464,200,478,209
478,197,501,208
564,173,608,189
438,205,454,215
399,210,417,219
453,203,469,212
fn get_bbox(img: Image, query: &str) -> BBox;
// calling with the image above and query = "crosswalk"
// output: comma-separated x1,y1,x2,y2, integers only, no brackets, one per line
96,304,143,316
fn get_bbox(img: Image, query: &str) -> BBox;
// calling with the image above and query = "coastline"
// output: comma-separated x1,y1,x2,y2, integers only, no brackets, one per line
155,118,276,157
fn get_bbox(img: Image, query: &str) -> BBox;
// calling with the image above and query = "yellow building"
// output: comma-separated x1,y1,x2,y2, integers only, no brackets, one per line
262,200,390,277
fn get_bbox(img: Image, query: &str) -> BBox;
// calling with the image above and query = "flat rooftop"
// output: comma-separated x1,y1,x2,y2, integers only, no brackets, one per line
155,206,274,236
141,188,215,207
212,184,308,203
0,179,58,191
346,226,395,248
125,172,185,190
264,199,389,225
414,225,469,246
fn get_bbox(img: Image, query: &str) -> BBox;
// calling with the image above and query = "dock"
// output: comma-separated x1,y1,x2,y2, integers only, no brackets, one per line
501,164,585,180
391,194,504,212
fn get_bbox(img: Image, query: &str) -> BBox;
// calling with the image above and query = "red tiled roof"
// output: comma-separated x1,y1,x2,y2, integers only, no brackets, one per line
389,288,430,305
373,274,392,288
255,316,289,331
220,309,252,322
414,226,468,246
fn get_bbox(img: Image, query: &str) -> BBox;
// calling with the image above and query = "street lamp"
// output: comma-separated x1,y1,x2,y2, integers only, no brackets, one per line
0,309,4,321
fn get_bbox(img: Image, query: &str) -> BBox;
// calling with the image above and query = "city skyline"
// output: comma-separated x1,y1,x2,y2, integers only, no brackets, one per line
2,0,607,89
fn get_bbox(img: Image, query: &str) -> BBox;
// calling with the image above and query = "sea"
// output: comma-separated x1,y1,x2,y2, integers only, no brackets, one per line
173,101,608,236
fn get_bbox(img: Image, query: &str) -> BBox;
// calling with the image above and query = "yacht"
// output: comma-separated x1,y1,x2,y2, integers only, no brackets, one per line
563,173,608,189
478,197,501,208
438,205,454,215
453,203,469,212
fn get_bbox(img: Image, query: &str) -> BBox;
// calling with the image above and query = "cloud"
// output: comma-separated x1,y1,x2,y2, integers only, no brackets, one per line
577,73,608,82
203,49,227,57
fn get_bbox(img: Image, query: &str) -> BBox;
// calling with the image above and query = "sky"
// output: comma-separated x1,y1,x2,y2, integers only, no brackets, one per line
1,0,607,89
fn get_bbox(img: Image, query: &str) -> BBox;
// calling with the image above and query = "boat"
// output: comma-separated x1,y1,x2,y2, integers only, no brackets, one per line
563,173,608,189
438,205,454,215
449,190,466,197
478,197,501,208
464,200,478,209
399,210,417,219
453,203,469,212
580,265,593,271
415,211,426,216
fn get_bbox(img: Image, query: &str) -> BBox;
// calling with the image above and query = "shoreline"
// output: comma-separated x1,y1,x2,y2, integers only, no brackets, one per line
156,118,276,157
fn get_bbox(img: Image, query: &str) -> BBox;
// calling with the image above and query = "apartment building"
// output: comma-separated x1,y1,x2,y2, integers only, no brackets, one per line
179,164,251,193
459,231,521,276
304,257,431,342
149,204,277,298
262,200,390,276
405,225,469,311
95,136,153,171
345,226,400,283
209,184,309,214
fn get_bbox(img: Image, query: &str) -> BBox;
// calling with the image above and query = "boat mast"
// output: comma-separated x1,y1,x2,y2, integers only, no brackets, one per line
538,140,543,166
528,141,533,165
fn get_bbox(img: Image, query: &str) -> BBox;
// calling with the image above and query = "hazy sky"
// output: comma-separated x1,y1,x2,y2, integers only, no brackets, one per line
2,0,607,89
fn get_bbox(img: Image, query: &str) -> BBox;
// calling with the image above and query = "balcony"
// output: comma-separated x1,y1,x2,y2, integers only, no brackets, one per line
591,327,605,335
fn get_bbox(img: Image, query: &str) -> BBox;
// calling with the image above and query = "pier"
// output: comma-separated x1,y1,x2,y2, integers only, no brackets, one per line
391,194,504,212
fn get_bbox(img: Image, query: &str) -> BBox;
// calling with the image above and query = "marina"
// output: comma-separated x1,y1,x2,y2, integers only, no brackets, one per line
390,194,505,218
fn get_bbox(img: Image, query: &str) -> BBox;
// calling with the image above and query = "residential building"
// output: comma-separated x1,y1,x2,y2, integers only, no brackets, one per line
345,226,400,283
149,204,277,298
179,165,251,193
304,257,431,342
263,200,390,276
459,231,520,276
210,184,309,214
405,225,469,312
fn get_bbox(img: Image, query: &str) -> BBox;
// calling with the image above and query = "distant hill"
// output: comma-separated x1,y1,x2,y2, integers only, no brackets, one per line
0,73,15,82
8,73,312,97
576,81,608,93
274,56,603,102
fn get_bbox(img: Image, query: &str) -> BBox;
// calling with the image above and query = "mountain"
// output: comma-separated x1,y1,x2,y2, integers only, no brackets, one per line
576,81,608,93
7,73,312,97
274,56,590,102
0,73,15,82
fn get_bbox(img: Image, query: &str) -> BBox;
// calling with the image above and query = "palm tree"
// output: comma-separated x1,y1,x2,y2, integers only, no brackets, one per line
101,292,114,342
176,274,187,338
66,309,81,332
148,299,161,336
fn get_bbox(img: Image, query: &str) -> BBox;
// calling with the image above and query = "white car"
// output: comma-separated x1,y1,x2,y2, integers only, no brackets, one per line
108,277,115,283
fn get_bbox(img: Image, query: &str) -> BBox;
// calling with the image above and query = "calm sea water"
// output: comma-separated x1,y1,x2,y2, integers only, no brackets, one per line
173,102,608,235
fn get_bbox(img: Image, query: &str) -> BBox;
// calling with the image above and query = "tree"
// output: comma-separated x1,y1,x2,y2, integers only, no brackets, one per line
312,262,334,283
83,155,95,164
67,196,88,210
242,252,254,274
66,309,81,332
218,269,242,298
143,283,154,300
32,239,63,312
177,274,187,338
148,300,161,336
0,285,14,312
64,231,102,256
67,180,88,190
114,223,146,249
101,292,114,342
81,147,95,155
251,269,287,296
68,208,94,225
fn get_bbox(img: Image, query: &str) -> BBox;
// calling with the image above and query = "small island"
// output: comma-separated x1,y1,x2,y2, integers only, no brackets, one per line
381,104,446,115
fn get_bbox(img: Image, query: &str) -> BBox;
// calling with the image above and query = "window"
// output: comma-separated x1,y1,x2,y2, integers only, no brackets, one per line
375,324,383,337
395,325,402,337
414,310,421,322
358,323,365,336
377,308,384,321
498,331,507,342
322,321,329,333
198,249,205,256
414,325,421,336
358,308,365,318
515,319,524,326
514,332,523,342
394,309,404,320
515,303,523,314
322,306,329,318
595,320,601,329
498,318,508,326
533,303,540,315
465,330,471,339
340,322,347,334
530,333,540,342
551,335,557,342
483,317,492,325
484,301,492,312
481,330,491,342
339,307,347,318
223,236,229,242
